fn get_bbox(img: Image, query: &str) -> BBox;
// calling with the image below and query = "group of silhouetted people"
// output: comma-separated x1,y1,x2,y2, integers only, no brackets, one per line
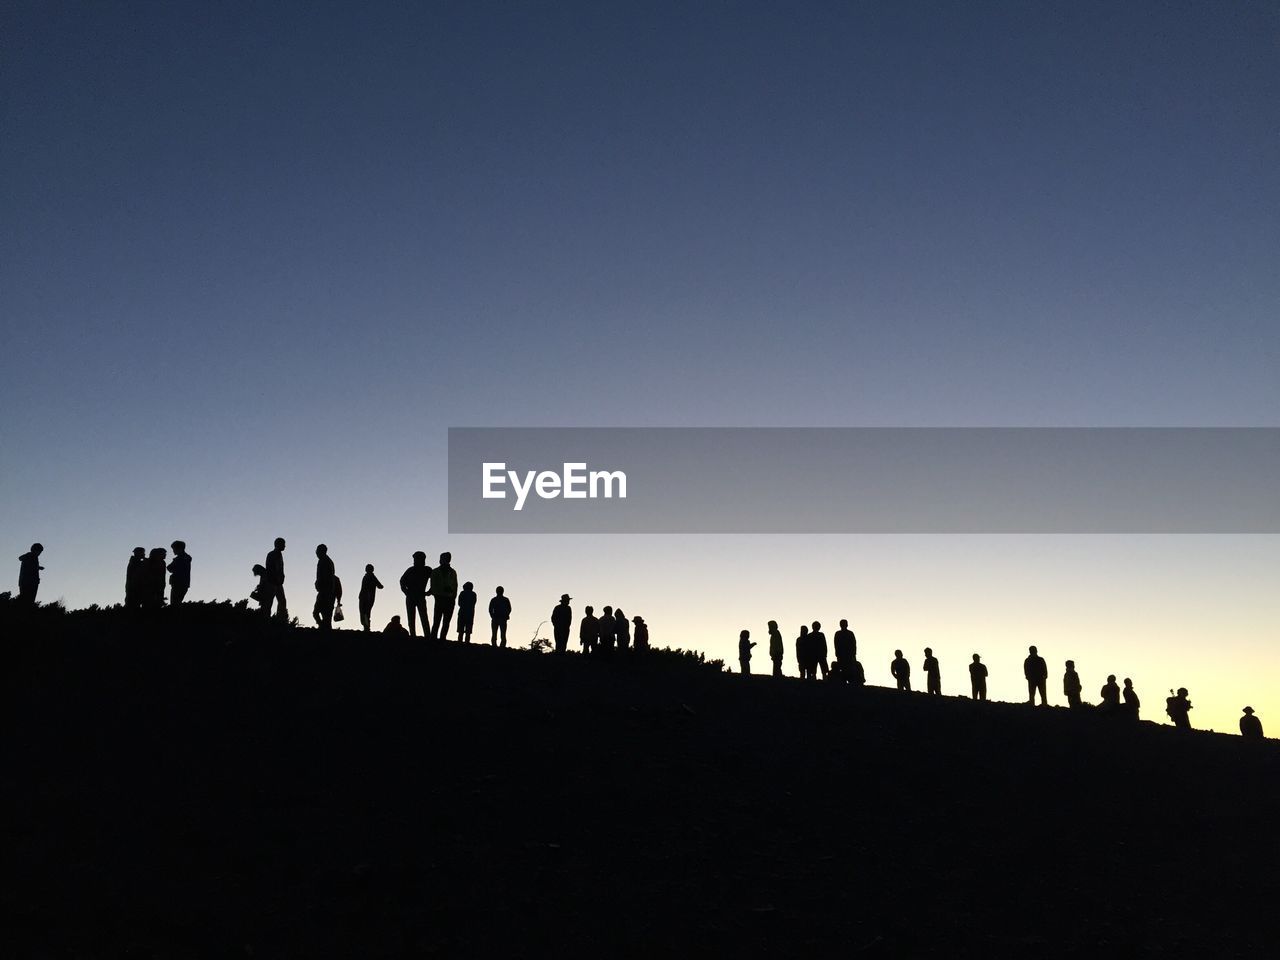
10,543,1269,740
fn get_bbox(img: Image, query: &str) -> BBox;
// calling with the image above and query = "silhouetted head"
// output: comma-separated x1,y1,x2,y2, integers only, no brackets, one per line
149,547,166,560
365,563,374,573
440,551,451,564
1177,687,1188,697
1028,645,1038,655
840,619,848,628
632,615,642,624
30,542,44,554
1066,660,1075,668
390,616,401,625
799,625,808,635
894,649,903,658
1243,706,1255,715
1107,674,1116,683
252,564,265,576
274,537,286,550
584,605,593,615
413,551,426,565
1123,678,1133,688
972,653,981,662
768,620,778,630
740,630,750,640
603,605,612,615
495,586,504,595
811,621,821,632
924,647,933,656
615,608,625,619
316,544,327,557
171,540,186,553
463,581,473,591
132,547,145,559
559,593,571,603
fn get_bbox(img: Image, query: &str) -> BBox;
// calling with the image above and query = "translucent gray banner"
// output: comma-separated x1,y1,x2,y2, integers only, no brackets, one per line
447,428,1280,533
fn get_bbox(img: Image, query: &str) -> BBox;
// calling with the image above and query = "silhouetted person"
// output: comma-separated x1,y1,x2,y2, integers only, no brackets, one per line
1166,688,1193,730
1240,707,1264,740
579,605,598,654
828,659,849,683
251,564,270,610
551,594,573,653
739,630,756,676
632,615,648,652
1099,675,1121,714
313,544,337,630
1064,660,1083,709
17,543,43,604
399,551,430,637
429,551,458,640
891,650,911,691
125,547,146,609
796,625,812,679
599,606,616,653
456,581,477,642
1024,646,1048,705
768,621,784,678
923,647,941,696
1123,678,1140,721
383,615,409,637
615,608,630,651
358,564,383,632
489,586,511,647
850,659,866,687
167,540,191,605
833,619,857,667
265,537,288,620
145,548,167,609
969,654,988,700
810,622,829,679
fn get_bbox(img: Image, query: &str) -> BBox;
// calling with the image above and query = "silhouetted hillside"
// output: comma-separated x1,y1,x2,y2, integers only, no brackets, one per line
4,603,1277,958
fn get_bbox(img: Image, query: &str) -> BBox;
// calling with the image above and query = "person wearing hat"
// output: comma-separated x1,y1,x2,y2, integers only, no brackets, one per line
551,593,573,654
1240,706,1264,740
632,615,648,652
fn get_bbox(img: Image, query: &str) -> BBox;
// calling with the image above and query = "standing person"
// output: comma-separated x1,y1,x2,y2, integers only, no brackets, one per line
456,581,477,642
144,548,168,609
796,625,811,679
358,564,383,632
1122,678,1140,720
632,615,648,652
1064,660,1083,709
265,537,288,620
429,551,458,640
768,620,784,678
1166,688,1193,730
891,650,911,691
923,648,941,696
578,605,599,654
17,543,43,604
313,544,337,630
167,541,192,605
550,594,573,654
1024,646,1049,706
969,654,988,701
125,547,146,608
614,608,630,651
738,630,756,676
399,551,431,638
489,586,512,647
833,620,857,668
1239,707,1264,740
1099,675,1121,714
809,622,829,679
598,606,616,653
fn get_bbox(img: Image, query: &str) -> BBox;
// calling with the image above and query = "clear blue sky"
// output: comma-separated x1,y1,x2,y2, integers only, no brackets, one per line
2,2,1277,730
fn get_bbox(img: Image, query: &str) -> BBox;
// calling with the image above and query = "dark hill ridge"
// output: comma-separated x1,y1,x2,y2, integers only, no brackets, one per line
3,603,1278,958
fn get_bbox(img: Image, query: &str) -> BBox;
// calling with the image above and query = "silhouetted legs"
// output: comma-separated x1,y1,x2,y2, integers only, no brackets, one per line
772,657,783,678
971,680,987,701
431,598,455,640
457,612,473,643
491,619,508,647
1028,680,1047,705
927,676,941,696
815,655,829,679
359,600,374,632
553,624,570,654
314,590,336,630
406,595,428,637
268,586,288,621
170,584,188,605
740,658,751,676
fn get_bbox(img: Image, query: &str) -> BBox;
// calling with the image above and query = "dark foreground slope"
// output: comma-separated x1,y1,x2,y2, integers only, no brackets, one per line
3,603,1278,958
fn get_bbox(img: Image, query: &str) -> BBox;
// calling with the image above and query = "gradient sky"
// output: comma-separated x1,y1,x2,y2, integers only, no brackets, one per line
2,1,1277,734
